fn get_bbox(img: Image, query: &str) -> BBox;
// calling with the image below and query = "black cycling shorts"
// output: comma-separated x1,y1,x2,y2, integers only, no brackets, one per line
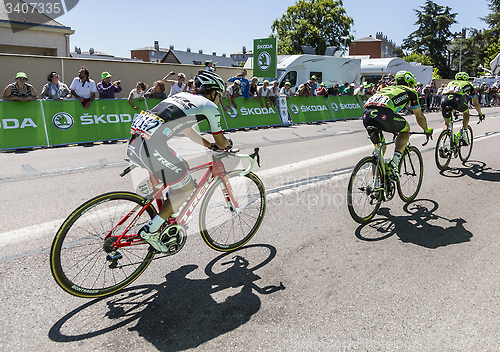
363,107,409,138
127,136,191,190
441,93,469,119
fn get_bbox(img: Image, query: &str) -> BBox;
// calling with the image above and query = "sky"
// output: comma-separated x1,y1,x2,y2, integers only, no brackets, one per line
55,0,492,59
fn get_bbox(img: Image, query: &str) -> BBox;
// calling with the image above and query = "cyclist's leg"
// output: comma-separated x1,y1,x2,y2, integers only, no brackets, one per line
441,94,453,130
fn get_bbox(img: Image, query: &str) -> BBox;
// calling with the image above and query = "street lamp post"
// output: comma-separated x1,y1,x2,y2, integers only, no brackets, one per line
456,28,465,72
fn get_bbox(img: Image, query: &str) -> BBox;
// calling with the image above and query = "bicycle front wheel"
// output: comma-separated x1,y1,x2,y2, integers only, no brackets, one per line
347,156,382,224
50,192,157,298
199,170,266,251
459,126,473,163
435,129,452,171
397,146,423,202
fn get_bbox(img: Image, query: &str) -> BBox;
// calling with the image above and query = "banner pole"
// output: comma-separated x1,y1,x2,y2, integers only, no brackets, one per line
40,100,50,147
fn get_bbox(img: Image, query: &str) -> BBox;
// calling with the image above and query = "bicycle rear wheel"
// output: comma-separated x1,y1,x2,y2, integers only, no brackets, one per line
397,146,423,202
199,170,266,251
50,192,157,298
459,126,473,163
435,129,452,171
347,156,382,224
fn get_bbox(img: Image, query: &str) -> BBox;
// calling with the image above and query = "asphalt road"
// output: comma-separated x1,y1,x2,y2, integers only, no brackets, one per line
1,107,500,351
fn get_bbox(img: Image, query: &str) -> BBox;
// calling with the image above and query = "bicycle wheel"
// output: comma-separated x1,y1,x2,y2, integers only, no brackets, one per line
50,192,157,298
459,126,473,163
397,146,423,202
347,156,382,224
199,170,266,251
435,129,452,171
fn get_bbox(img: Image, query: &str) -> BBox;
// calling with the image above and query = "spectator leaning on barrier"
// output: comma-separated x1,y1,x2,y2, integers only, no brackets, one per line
186,79,195,94
40,71,71,100
2,72,38,101
269,80,279,105
280,81,293,98
295,81,312,97
70,66,97,108
258,79,271,107
163,71,187,97
327,83,340,96
228,69,250,101
226,80,241,109
338,81,349,95
316,82,328,96
342,83,355,96
249,77,259,98
309,75,317,96
97,71,122,99
144,80,167,100
353,83,366,100
128,82,147,110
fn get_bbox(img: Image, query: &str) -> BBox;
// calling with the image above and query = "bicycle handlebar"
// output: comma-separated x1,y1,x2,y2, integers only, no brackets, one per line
409,131,433,146
214,147,261,176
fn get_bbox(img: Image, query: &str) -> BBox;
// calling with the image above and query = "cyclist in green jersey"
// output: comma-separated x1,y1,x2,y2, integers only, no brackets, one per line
440,72,485,145
363,70,433,179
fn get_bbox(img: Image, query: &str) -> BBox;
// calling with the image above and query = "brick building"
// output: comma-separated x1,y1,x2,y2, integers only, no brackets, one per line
349,32,398,58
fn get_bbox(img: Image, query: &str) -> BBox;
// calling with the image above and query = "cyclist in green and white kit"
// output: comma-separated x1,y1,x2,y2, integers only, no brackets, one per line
440,72,485,145
363,70,433,179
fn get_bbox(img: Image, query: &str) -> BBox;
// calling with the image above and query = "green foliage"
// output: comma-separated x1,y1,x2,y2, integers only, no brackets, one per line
432,67,442,79
271,0,353,55
402,0,457,78
402,52,433,66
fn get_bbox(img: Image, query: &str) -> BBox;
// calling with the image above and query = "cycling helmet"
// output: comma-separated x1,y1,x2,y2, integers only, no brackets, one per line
455,72,469,81
395,70,417,87
194,70,225,94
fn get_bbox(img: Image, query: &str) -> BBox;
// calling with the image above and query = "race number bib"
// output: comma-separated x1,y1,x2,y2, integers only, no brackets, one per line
443,85,461,94
365,94,390,107
130,111,165,140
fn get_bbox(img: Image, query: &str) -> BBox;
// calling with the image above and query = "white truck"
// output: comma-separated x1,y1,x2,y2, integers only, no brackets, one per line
245,54,361,92
360,57,433,86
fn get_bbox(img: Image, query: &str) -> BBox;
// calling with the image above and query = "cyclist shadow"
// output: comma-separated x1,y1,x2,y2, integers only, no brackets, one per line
48,244,285,351
438,160,500,182
355,199,473,249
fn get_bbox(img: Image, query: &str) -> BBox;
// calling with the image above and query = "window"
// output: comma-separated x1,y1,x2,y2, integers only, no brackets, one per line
280,71,297,88
310,71,322,83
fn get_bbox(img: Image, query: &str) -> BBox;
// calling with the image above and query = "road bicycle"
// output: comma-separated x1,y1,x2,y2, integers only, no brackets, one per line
50,148,266,298
435,110,484,171
347,130,432,224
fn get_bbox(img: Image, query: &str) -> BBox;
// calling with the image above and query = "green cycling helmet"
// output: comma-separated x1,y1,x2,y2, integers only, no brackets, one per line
455,72,469,81
395,70,417,87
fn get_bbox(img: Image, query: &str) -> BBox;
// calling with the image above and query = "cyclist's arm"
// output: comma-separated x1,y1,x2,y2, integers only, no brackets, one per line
472,96,484,116
182,127,211,148
413,106,430,131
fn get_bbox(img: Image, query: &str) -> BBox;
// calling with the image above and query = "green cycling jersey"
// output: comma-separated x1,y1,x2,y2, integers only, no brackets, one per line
364,85,420,114
442,80,476,97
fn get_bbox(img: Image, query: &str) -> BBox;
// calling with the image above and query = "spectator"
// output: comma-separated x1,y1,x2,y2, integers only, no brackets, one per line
338,81,349,95
309,75,317,96
295,81,311,97
353,83,366,100
280,81,293,98
258,80,271,107
327,83,340,96
226,80,241,109
144,80,167,100
228,69,250,101
249,77,259,98
365,83,375,96
162,71,187,97
386,73,394,85
186,79,195,94
69,66,97,108
343,83,355,96
423,84,432,112
316,82,328,96
269,81,280,106
40,71,71,100
128,82,147,110
2,72,38,101
204,60,216,72
97,71,122,99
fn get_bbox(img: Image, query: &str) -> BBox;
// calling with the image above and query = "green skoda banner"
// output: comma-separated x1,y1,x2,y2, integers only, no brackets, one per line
0,100,47,149
43,98,148,145
253,38,277,78
220,97,282,129
287,96,334,124
327,95,365,120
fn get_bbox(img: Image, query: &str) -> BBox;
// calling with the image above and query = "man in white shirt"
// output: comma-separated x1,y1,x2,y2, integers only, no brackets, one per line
69,66,97,108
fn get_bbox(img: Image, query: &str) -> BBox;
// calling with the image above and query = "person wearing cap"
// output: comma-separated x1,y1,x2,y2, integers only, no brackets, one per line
316,82,328,96
97,71,122,99
204,60,216,72
2,72,38,101
162,71,187,97
280,81,293,98
338,81,350,95
309,75,317,96
295,80,312,97
353,83,366,100
70,66,97,108
226,79,241,109
228,69,250,101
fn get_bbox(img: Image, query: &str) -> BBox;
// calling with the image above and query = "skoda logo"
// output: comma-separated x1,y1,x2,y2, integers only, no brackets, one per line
52,112,74,130
258,51,271,72
226,106,238,119
330,102,339,112
289,104,299,115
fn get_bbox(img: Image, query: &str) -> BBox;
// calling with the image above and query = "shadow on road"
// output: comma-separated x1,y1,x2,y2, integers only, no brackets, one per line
438,160,500,182
355,199,473,248
48,244,285,351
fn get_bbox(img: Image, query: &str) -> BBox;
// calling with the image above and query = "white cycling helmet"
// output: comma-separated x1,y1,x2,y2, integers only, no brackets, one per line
194,70,226,94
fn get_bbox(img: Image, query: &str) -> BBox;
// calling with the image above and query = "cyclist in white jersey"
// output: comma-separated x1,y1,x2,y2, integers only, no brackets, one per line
128,70,231,252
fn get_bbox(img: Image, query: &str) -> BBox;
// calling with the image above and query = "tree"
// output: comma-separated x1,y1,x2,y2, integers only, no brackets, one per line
402,0,457,78
402,52,433,66
482,0,500,38
271,0,353,55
